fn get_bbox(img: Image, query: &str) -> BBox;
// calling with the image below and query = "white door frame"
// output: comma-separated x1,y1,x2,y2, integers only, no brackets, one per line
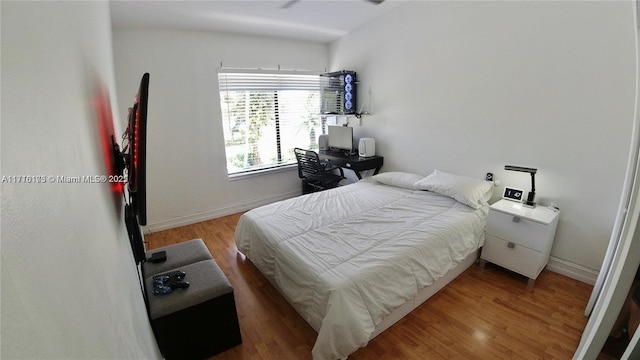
574,2,640,357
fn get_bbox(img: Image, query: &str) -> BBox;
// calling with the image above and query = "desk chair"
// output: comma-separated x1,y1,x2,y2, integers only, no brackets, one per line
294,148,345,194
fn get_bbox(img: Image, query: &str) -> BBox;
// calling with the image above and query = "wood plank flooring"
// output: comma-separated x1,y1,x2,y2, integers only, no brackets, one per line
145,213,599,360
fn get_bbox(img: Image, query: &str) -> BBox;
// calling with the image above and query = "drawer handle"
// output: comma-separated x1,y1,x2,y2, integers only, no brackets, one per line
508,242,516,249
512,216,521,223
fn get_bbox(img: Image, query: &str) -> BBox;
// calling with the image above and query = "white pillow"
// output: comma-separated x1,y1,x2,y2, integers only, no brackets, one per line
372,171,424,190
414,170,493,209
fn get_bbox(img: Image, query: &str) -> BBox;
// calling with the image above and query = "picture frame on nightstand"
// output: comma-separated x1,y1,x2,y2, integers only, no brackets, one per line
502,186,524,202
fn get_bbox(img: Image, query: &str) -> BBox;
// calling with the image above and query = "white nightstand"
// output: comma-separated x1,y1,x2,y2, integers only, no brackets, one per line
480,199,560,288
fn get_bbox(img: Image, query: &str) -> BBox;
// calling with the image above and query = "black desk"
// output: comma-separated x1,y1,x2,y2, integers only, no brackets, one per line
318,150,384,179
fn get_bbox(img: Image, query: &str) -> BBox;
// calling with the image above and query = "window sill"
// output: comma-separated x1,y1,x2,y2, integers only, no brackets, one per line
228,164,298,181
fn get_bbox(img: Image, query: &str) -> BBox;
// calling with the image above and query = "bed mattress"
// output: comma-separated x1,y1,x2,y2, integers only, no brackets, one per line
235,178,488,359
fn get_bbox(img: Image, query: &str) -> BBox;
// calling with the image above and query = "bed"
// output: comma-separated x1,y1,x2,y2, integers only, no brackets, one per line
235,170,493,360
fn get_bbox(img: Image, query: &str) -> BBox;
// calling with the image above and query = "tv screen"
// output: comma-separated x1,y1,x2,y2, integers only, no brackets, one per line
125,203,146,264
327,125,353,151
127,73,149,226
111,73,150,264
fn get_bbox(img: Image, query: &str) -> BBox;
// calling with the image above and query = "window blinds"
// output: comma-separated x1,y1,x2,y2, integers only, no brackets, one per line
217,69,322,175
218,70,322,91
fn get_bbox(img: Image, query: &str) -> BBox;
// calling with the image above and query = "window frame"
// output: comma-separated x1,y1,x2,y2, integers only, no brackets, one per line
217,69,323,178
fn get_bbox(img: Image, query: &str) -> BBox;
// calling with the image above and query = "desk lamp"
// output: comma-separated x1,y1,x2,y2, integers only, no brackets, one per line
505,165,537,208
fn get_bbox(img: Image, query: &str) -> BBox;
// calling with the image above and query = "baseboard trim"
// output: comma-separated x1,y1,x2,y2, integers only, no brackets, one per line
142,190,301,234
546,256,599,285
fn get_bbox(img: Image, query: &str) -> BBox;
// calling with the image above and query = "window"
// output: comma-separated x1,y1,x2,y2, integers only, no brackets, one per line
218,70,323,176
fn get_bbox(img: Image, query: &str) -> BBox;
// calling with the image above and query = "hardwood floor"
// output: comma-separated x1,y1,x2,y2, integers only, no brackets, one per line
145,213,598,360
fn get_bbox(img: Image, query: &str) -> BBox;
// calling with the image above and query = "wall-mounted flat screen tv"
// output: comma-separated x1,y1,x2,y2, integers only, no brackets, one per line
113,73,150,264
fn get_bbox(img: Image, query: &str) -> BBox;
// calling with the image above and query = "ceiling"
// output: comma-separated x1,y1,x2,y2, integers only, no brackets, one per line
109,0,406,43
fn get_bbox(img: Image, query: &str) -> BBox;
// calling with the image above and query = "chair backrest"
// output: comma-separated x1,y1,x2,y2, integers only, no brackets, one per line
294,148,324,180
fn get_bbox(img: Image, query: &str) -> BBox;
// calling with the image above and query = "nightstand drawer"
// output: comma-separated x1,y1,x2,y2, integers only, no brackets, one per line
482,235,547,279
486,209,551,253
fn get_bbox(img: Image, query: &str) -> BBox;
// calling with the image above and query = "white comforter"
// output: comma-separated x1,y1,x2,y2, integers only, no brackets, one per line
235,179,488,360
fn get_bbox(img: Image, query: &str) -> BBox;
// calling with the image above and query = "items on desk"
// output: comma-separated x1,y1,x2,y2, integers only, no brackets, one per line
327,125,354,153
320,126,376,157
358,138,375,157
319,134,329,150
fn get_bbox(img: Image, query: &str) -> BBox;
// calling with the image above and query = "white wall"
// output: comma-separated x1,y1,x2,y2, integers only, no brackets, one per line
329,1,636,276
1,2,159,358
112,29,329,230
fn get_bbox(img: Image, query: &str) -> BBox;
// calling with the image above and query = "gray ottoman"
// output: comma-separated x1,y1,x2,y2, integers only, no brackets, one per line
142,238,212,278
145,259,242,359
